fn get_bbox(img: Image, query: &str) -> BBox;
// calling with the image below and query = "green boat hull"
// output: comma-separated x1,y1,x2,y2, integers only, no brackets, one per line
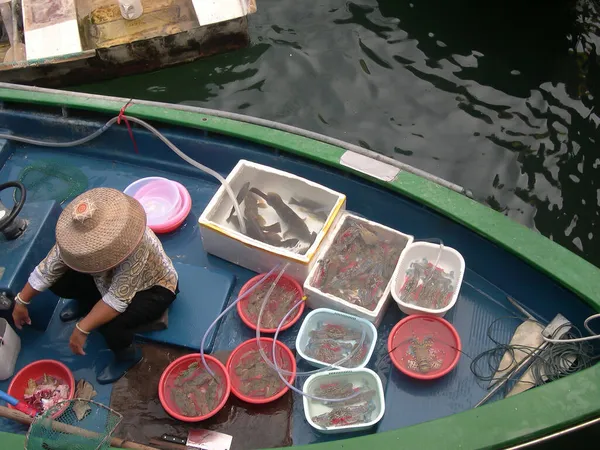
0,83,598,450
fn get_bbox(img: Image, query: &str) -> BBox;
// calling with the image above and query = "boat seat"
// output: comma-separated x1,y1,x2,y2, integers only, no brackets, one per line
136,262,235,352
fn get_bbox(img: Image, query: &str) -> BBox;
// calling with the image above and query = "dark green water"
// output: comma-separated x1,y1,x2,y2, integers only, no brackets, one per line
77,0,600,268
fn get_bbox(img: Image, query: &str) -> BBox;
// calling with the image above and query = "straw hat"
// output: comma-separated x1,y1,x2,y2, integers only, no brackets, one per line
56,188,147,273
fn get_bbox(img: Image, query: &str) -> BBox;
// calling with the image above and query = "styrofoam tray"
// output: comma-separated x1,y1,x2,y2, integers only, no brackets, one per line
302,368,385,434
199,160,346,283
0,318,21,380
391,242,465,317
303,213,413,326
296,308,377,369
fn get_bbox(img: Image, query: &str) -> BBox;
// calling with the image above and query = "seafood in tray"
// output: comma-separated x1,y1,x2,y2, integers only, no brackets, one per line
227,338,296,404
303,368,385,433
234,350,286,398
304,322,369,368
297,309,377,369
199,160,347,282
399,258,455,309
24,374,70,414
169,362,225,417
242,280,302,330
307,214,412,316
387,315,461,380
311,382,376,427
225,182,329,255
391,241,464,317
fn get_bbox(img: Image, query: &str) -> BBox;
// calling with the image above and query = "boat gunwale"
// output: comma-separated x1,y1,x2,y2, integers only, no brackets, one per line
0,83,598,450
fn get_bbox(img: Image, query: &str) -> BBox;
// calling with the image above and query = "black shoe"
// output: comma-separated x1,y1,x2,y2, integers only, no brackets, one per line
59,301,83,322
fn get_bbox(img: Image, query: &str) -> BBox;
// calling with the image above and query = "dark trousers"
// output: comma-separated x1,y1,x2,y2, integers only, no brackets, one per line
49,270,176,352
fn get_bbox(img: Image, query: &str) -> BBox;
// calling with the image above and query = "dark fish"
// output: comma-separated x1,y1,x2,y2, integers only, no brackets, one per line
244,192,299,248
250,188,316,244
229,215,281,234
226,182,250,223
289,197,329,222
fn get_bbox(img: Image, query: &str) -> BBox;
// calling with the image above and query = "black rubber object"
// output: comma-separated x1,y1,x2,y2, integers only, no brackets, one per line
0,181,26,232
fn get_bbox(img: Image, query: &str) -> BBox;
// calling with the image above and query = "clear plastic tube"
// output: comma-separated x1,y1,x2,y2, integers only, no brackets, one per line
0,115,247,234
271,300,366,373
255,265,366,377
542,314,600,343
199,265,280,377
0,118,117,147
123,116,246,234
270,301,366,403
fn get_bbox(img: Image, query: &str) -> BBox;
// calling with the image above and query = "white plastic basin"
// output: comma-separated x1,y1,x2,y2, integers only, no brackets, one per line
302,368,385,434
296,308,377,369
0,318,21,380
391,242,465,317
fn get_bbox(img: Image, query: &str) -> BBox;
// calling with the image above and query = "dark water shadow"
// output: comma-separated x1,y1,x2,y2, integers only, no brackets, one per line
110,343,293,449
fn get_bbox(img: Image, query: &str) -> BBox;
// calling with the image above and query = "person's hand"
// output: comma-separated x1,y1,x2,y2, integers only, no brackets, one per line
69,327,88,356
12,303,31,330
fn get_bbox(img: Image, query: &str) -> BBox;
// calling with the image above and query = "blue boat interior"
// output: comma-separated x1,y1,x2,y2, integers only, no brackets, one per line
0,103,597,446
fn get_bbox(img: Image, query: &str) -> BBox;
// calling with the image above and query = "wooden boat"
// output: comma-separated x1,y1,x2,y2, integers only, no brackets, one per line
0,83,598,449
0,0,256,87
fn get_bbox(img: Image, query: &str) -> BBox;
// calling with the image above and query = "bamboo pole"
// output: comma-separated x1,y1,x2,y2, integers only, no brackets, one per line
0,405,160,450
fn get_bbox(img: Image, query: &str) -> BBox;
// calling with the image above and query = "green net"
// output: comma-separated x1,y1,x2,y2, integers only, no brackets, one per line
14,160,89,205
25,400,122,450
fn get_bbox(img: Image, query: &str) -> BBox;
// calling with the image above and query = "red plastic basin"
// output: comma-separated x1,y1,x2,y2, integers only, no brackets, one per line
7,359,75,419
237,273,305,334
227,338,296,404
388,315,461,380
159,354,230,422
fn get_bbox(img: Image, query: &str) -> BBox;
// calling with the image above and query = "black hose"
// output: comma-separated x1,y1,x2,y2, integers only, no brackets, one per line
0,181,26,232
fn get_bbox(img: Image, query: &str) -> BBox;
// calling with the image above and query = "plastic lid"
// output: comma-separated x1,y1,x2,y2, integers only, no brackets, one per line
388,315,461,380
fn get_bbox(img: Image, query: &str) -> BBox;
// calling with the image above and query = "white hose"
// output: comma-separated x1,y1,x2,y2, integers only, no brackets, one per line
254,264,367,378
542,314,600,343
270,300,367,404
0,115,247,234
199,266,280,378
0,118,117,147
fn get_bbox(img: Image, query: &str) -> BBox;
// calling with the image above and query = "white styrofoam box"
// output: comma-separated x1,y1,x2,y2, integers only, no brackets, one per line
193,0,253,26
302,368,385,434
296,308,377,369
0,318,21,380
22,0,82,61
391,242,465,317
199,160,346,283
303,213,413,327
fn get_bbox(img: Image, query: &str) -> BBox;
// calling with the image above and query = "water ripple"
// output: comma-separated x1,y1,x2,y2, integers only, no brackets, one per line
77,0,600,268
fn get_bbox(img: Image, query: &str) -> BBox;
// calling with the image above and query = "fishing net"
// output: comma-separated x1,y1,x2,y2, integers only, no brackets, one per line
25,400,122,450
13,160,89,205
311,217,408,311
